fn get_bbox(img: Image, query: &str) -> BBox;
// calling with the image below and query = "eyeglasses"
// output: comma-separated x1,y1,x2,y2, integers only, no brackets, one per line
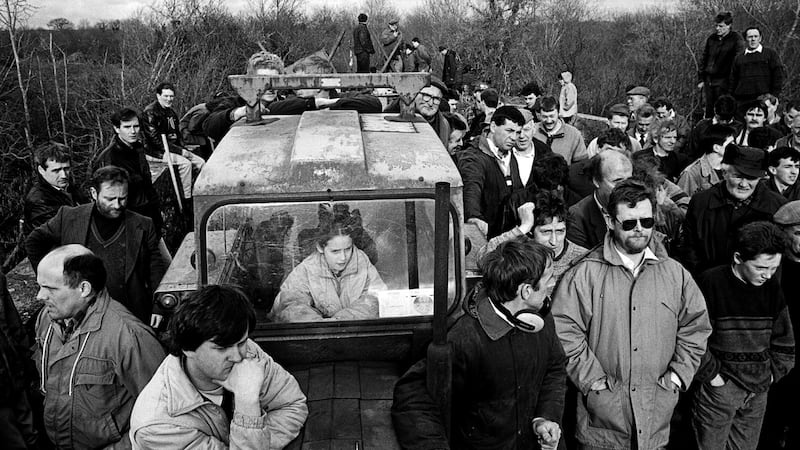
421,93,442,104
614,217,655,231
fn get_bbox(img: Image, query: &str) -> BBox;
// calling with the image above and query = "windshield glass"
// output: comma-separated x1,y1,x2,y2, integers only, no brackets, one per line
203,199,456,323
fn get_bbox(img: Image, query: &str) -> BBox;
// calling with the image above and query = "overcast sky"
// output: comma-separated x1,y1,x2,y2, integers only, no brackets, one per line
25,0,677,28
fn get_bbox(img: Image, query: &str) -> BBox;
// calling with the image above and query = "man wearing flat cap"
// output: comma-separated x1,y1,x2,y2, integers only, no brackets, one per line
762,201,800,449
626,86,650,121
380,19,403,72
680,144,787,275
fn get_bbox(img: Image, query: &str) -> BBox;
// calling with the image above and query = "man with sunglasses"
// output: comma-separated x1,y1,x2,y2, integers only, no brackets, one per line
553,179,711,450
393,239,567,449
680,144,787,275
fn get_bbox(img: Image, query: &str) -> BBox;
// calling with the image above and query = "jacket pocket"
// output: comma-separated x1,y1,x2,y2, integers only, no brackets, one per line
584,383,628,434
72,359,122,445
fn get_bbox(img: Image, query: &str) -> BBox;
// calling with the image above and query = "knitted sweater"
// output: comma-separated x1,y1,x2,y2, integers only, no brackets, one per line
730,47,785,99
695,265,795,392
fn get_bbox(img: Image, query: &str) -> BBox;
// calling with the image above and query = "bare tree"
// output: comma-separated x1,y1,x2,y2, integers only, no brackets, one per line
0,0,36,149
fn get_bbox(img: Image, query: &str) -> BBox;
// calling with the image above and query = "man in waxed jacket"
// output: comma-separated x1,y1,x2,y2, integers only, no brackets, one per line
33,245,164,449
553,179,711,450
392,239,566,449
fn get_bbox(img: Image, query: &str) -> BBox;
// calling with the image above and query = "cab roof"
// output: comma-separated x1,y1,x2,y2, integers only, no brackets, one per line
193,110,463,198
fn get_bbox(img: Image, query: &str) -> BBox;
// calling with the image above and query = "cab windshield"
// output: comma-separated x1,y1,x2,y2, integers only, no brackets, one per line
202,199,456,324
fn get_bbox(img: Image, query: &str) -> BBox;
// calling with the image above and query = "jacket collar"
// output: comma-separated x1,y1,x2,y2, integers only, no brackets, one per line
310,250,362,279
597,231,669,267
464,283,514,341
161,355,217,416
72,289,111,335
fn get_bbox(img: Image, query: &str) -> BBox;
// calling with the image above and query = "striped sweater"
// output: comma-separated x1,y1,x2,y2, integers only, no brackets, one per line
695,264,795,392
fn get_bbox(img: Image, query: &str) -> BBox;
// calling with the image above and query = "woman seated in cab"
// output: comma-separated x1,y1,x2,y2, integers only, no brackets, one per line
271,219,387,322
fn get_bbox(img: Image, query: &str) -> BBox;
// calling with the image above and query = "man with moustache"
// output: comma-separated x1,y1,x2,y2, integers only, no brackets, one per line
680,144,787,275
458,106,526,238
553,179,711,450
691,222,794,450
33,245,164,449
26,166,167,326
735,100,782,147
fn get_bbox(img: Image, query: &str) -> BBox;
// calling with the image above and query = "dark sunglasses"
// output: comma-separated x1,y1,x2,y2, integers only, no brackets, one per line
614,217,655,231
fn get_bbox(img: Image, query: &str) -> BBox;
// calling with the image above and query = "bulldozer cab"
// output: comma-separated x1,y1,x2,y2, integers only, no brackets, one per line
155,73,466,448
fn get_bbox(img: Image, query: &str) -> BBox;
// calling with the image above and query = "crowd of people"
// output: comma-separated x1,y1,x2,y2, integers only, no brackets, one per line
0,9,797,450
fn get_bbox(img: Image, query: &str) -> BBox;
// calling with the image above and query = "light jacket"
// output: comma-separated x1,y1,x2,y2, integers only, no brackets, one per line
129,342,307,449
559,71,578,118
552,233,711,449
33,290,165,449
677,154,721,197
272,248,386,322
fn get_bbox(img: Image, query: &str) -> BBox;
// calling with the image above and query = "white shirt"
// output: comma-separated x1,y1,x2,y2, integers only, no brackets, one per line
487,136,511,177
613,241,658,278
514,149,535,185
745,44,763,54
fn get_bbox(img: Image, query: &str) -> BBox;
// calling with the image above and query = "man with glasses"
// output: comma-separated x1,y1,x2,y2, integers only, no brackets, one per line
553,179,711,450
385,77,451,146
680,144,787,275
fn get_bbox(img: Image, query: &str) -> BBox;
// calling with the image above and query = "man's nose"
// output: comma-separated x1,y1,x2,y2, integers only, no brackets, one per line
229,346,244,363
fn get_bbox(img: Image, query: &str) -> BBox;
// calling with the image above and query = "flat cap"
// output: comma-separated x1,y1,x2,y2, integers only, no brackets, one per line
428,76,448,93
626,86,651,97
774,200,800,225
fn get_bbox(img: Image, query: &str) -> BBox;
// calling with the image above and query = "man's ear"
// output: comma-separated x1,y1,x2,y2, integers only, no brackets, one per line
733,252,743,265
90,187,98,202
78,280,93,298
604,212,614,231
768,166,777,176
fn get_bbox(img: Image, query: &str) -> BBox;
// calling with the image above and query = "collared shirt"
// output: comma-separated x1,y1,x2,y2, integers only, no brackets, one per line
745,44,763,54
613,241,658,277
487,136,511,177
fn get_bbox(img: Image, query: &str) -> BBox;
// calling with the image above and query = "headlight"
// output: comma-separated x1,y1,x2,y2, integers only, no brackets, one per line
159,293,180,309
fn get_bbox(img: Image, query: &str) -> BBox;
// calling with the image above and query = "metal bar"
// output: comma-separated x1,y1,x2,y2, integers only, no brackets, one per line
161,134,183,212
328,29,346,59
405,201,419,289
432,182,449,344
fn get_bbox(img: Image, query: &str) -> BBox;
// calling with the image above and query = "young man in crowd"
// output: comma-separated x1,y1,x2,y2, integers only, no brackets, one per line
586,104,642,158
729,26,785,116
764,146,800,201
533,95,587,165
697,11,744,119
652,97,691,153
692,221,794,450
24,143,87,235
393,239,567,449
678,124,735,196
459,106,526,238
628,104,656,149
130,285,308,448
688,95,742,160
633,119,690,182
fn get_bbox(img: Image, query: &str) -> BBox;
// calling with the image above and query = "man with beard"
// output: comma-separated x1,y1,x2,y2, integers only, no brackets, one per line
553,179,711,450
533,95,587,165
680,144,787,275
26,166,167,326
692,221,794,450
458,106,525,238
